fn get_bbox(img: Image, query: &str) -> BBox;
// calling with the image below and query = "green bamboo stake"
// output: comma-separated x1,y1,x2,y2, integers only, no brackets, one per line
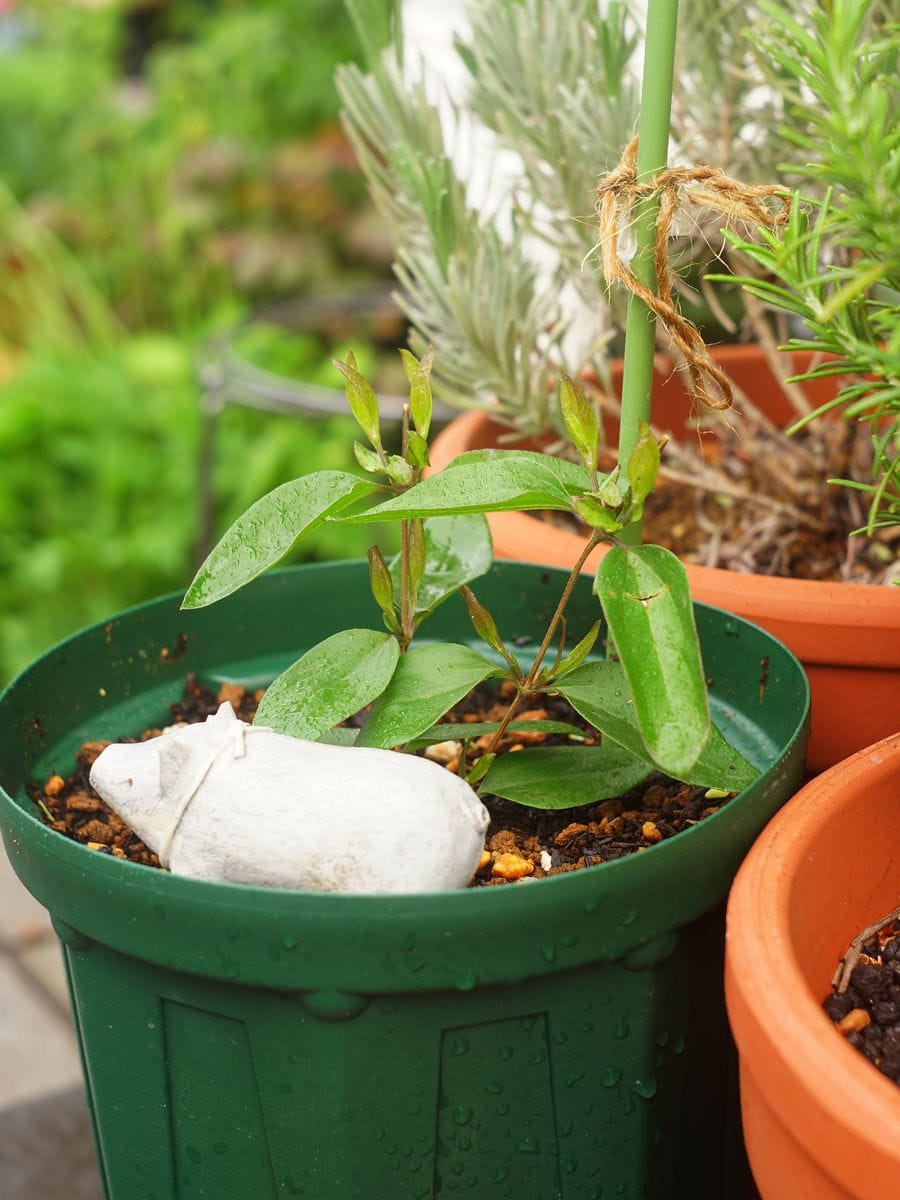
618,0,679,545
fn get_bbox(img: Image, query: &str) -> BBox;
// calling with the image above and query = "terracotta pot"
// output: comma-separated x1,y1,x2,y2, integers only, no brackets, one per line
724,732,900,1199
430,346,900,772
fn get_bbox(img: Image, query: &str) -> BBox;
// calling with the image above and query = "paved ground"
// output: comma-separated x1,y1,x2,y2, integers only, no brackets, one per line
0,846,103,1199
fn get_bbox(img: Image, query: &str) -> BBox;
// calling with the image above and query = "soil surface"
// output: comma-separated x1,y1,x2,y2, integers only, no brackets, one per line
824,921,900,1087
29,676,735,888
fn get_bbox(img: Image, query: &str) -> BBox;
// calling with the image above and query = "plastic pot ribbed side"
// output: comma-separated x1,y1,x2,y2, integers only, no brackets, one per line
0,562,809,1200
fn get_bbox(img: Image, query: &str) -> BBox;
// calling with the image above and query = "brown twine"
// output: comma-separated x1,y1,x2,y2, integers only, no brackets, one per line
596,137,792,411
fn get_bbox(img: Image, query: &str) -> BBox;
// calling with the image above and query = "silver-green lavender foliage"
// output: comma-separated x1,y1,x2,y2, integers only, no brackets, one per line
336,0,797,435
726,0,899,532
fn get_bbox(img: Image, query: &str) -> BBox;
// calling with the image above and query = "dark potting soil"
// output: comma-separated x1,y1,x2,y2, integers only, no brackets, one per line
30,674,735,888
824,922,900,1087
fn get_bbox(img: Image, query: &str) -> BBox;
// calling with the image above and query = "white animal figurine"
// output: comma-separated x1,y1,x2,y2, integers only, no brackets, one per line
89,702,490,893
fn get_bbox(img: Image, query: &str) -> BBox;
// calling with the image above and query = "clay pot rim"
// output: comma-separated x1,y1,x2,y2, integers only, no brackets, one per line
431,408,900,669
726,734,900,1193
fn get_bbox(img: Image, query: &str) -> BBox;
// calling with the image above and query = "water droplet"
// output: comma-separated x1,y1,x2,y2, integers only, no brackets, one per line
498,1044,513,1061
561,1156,577,1174
540,943,557,963
615,1183,628,1195
562,933,577,948
520,1016,537,1032
612,1018,630,1039
552,1029,568,1046
673,1031,685,1054
588,1186,604,1200
515,1138,540,1154
564,1071,585,1088
656,1031,669,1047
465,1176,478,1188
213,1142,227,1155
495,1102,510,1116
375,1130,386,1141
407,1104,421,1116
601,1066,622,1088
186,1145,201,1165
493,1167,510,1183
403,955,427,973
451,1038,470,1057
558,1117,573,1137
454,971,478,991
278,1082,293,1095
458,1134,472,1151
622,1097,636,1115
621,907,639,926
584,895,602,914
483,1079,503,1095
631,1076,658,1100
529,1047,546,1065
452,1105,473,1126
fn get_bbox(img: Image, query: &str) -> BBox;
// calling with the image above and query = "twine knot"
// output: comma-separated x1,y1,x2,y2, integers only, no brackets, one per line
596,137,791,411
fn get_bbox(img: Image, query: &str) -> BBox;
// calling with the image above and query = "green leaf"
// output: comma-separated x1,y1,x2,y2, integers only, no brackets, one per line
367,546,396,624
594,546,709,778
407,518,426,594
333,357,382,449
460,586,506,657
340,453,582,523
556,661,758,791
626,423,661,507
551,621,602,681
316,727,360,747
559,373,599,468
407,720,588,748
399,348,419,384
384,455,414,487
389,514,493,618
354,441,385,474
445,449,593,495
255,629,400,741
357,643,501,748
573,495,624,532
409,344,435,438
481,745,654,810
406,430,430,469
465,753,496,786
418,514,494,614
183,472,377,608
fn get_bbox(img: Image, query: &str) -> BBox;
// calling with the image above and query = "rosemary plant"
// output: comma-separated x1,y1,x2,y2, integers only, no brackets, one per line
720,0,899,535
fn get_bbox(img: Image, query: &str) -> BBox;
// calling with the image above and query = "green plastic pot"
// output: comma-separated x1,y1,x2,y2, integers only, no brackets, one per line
0,561,808,1200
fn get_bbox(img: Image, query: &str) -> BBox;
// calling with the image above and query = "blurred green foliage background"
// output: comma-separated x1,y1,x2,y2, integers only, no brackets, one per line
0,0,395,683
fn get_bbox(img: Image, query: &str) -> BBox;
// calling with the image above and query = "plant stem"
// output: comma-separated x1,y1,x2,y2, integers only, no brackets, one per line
399,403,414,651
483,533,602,756
618,0,679,546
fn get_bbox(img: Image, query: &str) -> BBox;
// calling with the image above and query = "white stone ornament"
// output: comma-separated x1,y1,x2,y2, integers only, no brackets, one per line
89,702,490,893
